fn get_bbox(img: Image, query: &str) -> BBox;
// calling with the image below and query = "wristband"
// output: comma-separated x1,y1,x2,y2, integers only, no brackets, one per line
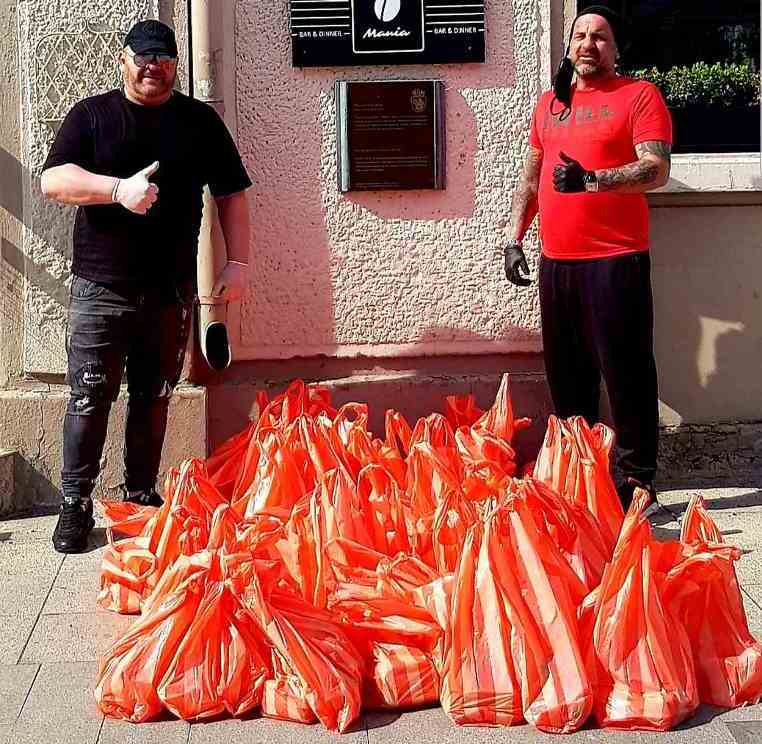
111,178,121,204
583,171,599,193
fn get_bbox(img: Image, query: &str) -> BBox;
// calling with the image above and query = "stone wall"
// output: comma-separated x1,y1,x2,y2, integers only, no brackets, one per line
659,421,762,487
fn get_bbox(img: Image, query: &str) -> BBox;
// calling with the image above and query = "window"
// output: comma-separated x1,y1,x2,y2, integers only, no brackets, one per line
576,1,761,154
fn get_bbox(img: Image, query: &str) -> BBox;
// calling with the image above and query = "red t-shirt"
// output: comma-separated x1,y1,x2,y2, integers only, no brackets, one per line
529,77,672,260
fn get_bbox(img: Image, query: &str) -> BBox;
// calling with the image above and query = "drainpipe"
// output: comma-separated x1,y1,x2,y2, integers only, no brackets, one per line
189,0,231,370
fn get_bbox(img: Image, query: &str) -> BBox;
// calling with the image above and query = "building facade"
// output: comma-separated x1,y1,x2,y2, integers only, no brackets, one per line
1,1,760,513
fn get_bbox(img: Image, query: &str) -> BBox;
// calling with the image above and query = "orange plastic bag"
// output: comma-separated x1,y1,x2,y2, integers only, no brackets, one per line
99,501,158,542
256,380,336,432
326,538,438,601
522,478,610,593
96,553,210,721
440,519,523,727
262,653,319,724
456,427,518,481
331,593,442,657
444,394,483,429
232,428,309,521
355,464,411,556
430,489,477,574
98,463,236,614
157,550,271,718
680,492,723,543
473,373,531,444
205,422,257,500
242,576,364,732
366,643,440,709
98,536,157,614
533,416,623,552
584,490,698,730
442,496,591,732
660,495,762,707
384,409,413,459
409,413,459,454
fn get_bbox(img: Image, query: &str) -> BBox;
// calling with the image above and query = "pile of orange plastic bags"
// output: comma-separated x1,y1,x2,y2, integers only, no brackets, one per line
95,375,762,733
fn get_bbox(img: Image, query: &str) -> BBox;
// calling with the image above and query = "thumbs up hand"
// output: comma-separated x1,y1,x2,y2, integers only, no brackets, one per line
113,161,160,214
553,151,589,193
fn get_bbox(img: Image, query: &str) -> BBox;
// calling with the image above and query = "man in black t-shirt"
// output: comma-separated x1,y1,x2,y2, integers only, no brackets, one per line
41,20,252,553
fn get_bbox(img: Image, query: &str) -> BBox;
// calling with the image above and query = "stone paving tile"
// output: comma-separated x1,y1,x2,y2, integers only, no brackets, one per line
0,724,13,744
0,540,63,578
20,611,133,664
713,703,762,723
740,586,762,637
696,508,762,536
733,555,762,587
189,715,368,744
0,612,39,665
44,571,102,614
658,488,762,516
0,514,57,542
740,591,762,640
0,574,54,617
0,664,39,724
98,718,190,744
364,707,737,744
6,661,103,744
57,542,110,577
723,720,762,744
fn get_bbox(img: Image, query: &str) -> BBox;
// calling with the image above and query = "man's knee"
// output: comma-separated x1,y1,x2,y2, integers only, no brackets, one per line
67,362,118,414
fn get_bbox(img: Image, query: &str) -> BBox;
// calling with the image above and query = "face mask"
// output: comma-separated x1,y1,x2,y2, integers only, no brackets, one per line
552,55,574,108
551,46,574,120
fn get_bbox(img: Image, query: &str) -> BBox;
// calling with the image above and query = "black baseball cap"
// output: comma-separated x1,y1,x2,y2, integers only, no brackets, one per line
574,2,631,52
124,20,178,57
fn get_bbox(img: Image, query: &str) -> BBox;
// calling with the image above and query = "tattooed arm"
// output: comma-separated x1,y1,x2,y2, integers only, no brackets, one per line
595,140,672,193
507,145,543,242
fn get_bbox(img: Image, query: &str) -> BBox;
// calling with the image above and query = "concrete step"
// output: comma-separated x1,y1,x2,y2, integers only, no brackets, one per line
0,385,207,517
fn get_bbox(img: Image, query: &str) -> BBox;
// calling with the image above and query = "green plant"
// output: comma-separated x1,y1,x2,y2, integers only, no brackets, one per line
629,62,761,108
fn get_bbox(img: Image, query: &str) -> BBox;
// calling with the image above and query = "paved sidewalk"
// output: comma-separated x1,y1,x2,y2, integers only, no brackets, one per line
1,485,762,744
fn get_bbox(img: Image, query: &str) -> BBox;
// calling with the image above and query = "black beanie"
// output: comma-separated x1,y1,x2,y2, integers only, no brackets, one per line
573,2,631,53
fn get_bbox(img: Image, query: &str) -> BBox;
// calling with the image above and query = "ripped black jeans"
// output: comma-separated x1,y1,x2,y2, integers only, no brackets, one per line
61,276,194,502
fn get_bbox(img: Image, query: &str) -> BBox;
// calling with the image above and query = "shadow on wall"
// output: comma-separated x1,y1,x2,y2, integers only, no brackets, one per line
8,452,61,516
651,205,762,425
0,146,72,309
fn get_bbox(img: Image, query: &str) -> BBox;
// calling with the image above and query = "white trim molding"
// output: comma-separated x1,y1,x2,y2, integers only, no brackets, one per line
658,153,762,193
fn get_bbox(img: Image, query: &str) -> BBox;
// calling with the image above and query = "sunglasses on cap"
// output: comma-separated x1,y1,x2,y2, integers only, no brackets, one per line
125,48,177,67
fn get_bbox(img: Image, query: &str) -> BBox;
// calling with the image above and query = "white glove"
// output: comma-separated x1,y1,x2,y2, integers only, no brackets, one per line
113,161,159,215
211,261,248,302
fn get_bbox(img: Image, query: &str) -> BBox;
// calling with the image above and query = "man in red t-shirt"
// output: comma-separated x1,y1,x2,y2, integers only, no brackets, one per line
504,2,672,510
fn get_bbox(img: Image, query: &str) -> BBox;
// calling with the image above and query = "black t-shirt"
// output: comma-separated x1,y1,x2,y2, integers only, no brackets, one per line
43,90,252,284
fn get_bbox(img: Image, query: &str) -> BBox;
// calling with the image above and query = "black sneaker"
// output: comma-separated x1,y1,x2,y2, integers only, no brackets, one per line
123,488,164,507
52,499,95,554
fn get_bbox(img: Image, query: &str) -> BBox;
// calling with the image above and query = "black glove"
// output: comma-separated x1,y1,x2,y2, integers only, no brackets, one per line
553,151,591,193
504,243,531,287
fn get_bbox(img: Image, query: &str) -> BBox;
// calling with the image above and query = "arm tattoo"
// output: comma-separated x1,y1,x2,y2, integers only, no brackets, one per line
507,146,542,240
635,140,672,163
597,160,660,190
596,140,671,193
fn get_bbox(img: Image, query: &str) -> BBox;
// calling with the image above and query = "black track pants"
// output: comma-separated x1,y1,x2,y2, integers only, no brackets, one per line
539,252,659,486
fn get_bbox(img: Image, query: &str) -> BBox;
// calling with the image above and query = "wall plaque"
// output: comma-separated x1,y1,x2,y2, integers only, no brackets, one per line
336,80,445,191
290,1,485,67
